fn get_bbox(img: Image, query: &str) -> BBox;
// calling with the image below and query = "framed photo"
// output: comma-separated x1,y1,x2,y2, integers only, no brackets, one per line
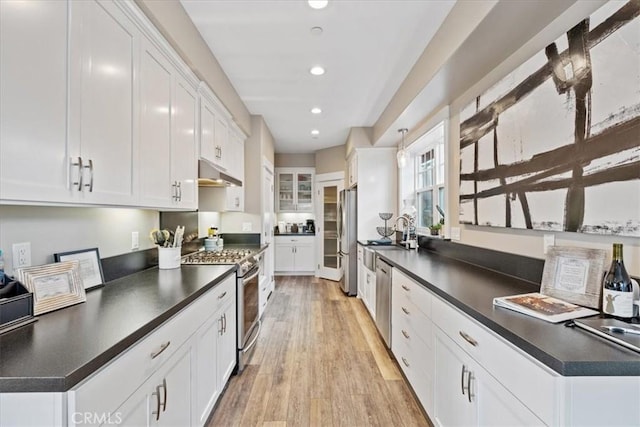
14,261,87,316
54,247,104,290
540,246,607,310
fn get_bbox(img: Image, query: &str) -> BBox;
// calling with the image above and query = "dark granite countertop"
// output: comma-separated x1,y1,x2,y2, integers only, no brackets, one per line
375,249,640,377
274,233,315,237
0,264,236,393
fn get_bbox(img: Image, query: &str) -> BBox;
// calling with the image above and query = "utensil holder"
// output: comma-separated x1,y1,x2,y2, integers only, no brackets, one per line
158,247,181,269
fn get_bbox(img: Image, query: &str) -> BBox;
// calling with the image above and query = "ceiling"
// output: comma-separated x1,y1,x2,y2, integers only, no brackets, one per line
180,0,455,153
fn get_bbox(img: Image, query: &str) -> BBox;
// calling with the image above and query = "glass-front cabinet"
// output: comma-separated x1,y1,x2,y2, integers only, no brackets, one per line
317,177,343,281
276,168,315,212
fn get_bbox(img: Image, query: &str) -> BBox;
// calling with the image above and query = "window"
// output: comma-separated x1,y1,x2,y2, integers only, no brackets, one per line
400,121,446,234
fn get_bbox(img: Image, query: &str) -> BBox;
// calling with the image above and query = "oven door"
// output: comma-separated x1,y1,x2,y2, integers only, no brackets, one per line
237,264,261,371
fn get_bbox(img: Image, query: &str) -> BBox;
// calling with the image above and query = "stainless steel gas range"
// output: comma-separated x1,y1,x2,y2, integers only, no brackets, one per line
182,248,262,372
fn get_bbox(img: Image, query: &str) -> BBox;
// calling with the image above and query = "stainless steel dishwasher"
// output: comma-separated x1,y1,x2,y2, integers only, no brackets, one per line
375,256,392,348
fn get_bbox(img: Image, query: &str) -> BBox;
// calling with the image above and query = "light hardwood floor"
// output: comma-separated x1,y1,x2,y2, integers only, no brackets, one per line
208,276,431,427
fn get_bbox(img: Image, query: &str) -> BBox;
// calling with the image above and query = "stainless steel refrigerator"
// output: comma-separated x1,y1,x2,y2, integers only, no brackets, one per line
338,188,357,296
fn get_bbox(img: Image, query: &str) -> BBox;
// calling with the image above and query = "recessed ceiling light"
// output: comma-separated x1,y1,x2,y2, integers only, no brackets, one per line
311,107,322,114
310,26,323,36
308,0,328,10
311,129,320,136
310,66,325,76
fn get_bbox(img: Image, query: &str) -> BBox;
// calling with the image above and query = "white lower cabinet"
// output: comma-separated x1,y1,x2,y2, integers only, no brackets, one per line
391,269,433,415
274,236,315,274
363,268,376,319
193,292,236,426
62,274,237,427
117,341,193,427
433,328,543,427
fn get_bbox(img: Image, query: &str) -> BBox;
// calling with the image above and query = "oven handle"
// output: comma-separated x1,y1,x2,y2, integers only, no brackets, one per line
242,267,260,284
242,320,262,354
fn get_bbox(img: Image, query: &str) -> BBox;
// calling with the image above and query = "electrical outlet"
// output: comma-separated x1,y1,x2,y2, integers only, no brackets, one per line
242,222,252,232
450,227,461,241
131,231,139,250
543,234,555,254
12,242,32,269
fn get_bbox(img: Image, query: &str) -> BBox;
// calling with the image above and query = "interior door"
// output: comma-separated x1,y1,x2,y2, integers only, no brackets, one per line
318,179,344,281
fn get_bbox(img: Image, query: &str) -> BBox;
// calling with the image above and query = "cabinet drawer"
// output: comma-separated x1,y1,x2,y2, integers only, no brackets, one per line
70,274,236,420
392,332,434,415
393,269,431,318
275,235,314,245
393,303,433,351
432,297,558,425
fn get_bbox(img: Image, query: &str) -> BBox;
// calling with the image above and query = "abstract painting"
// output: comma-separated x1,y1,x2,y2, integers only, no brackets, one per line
459,1,640,236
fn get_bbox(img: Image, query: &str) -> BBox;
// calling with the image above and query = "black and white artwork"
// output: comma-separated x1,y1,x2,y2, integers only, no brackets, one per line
459,1,640,236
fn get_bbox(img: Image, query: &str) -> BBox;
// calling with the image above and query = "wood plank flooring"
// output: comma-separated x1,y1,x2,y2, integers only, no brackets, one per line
208,276,431,427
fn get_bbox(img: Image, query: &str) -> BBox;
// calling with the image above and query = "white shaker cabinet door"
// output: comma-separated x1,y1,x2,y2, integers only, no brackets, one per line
0,0,70,203
139,37,173,208
68,0,138,205
171,76,198,209
294,241,315,272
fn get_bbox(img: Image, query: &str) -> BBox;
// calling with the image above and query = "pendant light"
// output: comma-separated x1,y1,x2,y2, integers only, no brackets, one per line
397,128,408,168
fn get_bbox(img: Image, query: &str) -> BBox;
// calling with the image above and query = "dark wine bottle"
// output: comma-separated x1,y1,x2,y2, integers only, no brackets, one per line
602,243,634,319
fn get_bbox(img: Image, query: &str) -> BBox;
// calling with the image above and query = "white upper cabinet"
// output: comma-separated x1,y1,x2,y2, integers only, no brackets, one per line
199,83,231,173
276,168,315,212
138,35,198,210
0,1,70,203
68,0,138,205
171,75,198,209
138,37,173,208
1,0,200,209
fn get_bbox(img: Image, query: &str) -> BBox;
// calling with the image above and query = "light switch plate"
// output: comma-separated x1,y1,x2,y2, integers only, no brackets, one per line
131,231,139,250
242,222,252,232
450,227,461,241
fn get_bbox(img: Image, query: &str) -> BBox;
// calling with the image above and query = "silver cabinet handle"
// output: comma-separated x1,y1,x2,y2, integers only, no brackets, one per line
171,182,177,201
83,159,94,192
235,196,239,207
461,365,467,396
218,291,227,300
70,157,83,191
177,181,182,201
219,315,224,335
402,330,410,339
161,378,167,412
401,307,410,315
401,357,410,367
150,341,171,359
223,313,227,334
152,386,161,421
459,331,478,347
467,371,473,403
401,285,410,291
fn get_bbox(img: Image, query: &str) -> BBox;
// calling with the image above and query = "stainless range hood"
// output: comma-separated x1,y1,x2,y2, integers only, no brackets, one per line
198,159,242,187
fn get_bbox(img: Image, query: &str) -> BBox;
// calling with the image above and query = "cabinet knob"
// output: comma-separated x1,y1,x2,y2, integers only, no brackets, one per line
402,330,410,339
401,285,410,292
401,307,410,315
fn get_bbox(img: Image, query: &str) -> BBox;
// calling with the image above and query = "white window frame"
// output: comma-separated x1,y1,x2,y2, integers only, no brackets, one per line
398,116,448,237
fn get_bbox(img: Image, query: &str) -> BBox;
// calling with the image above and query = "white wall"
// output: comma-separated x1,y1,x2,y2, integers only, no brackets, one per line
0,206,158,274
438,2,640,276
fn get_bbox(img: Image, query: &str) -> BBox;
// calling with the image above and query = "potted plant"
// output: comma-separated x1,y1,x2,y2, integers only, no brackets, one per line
429,223,442,236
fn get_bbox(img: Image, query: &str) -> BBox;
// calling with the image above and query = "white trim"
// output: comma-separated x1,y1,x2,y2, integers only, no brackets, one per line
315,171,344,182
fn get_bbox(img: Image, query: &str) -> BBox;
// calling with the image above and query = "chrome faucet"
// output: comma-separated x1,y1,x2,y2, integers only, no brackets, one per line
395,216,410,248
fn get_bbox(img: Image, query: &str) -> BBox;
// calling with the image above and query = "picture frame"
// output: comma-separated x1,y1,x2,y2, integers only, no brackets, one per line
14,261,87,316
54,247,104,290
540,246,607,310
